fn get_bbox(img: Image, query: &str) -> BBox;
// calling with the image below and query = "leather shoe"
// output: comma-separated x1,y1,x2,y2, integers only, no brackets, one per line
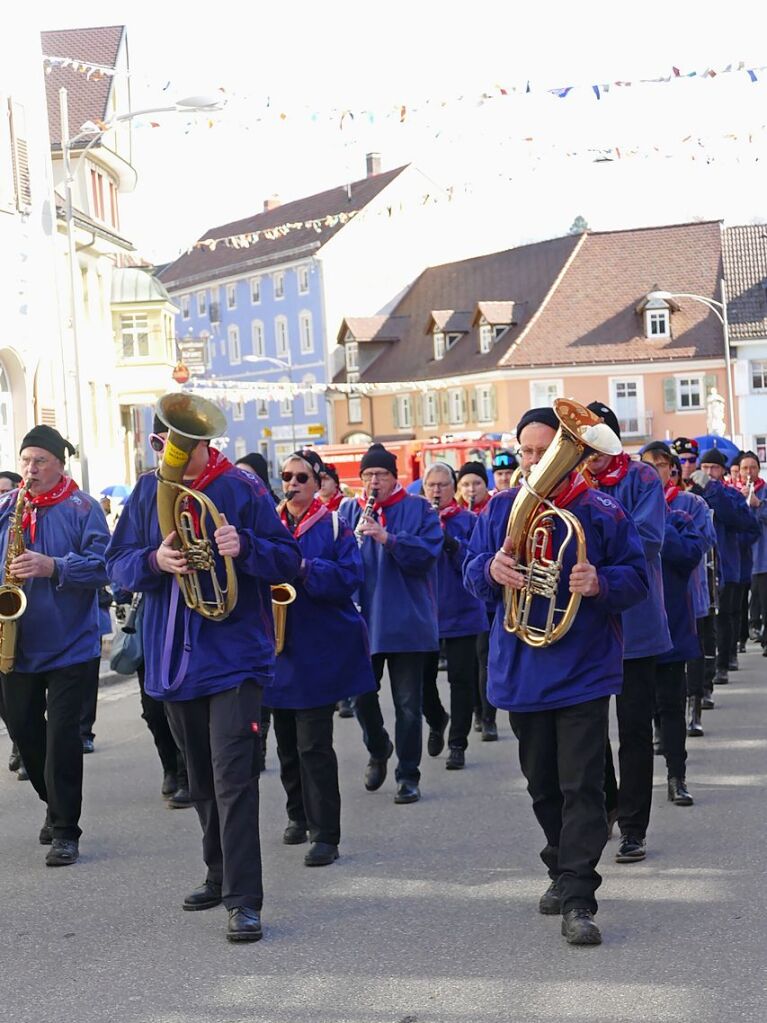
538,877,562,915
615,834,646,862
668,777,694,806
714,670,729,685
282,820,308,845
39,813,53,846
16,761,29,781
394,781,420,804
82,737,95,754
701,691,715,709
445,747,465,770
304,842,339,866
427,712,449,757
226,907,263,942
336,698,355,718
481,720,498,742
472,713,483,733
728,656,738,671
8,741,21,773
45,838,79,866
561,908,602,945
183,881,222,911
168,786,193,809
161,771,178,798
364,738,394,791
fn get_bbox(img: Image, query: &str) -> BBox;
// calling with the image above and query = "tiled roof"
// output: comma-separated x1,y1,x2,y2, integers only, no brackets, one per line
427,310,473,334
340,316,407,343
723,224,767,340
158,166,409,288
41,26,124,148
476,300,515,325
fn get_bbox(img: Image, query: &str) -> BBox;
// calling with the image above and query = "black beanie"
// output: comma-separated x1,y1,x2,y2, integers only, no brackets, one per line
0,470,22,486
640,440,673,460
359,443,397,478
457,460,488,486
700,448,728,468
19,425,75,462
515,406,559,441
236,451,270,488
586,401,621,441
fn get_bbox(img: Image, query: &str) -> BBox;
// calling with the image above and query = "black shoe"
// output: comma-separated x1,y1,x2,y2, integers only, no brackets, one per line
304,842,339,866
687,696,704,737
538,877,562,915
8,742,20,773
561,908,602,945
364,739,394,791
668,777,694,806
226,907,263,942
738,641,747,654
39,813,53,846
161,771,178,798
394,781,420,804
701,691,715,709
714,670,728,686
446,747,465,770
728,657,738,671
183,881,222,911
82,737,95,754
473,713,483,733
282,820,308,845
762,645,767,658
16,762,29,781
427,712,449,757
481,720,498,742
336,698,355,719
45,839,79,866
167,786,193,809
616,834,646,862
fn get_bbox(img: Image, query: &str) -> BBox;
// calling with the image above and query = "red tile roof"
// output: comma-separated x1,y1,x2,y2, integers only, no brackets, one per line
723,224,767,341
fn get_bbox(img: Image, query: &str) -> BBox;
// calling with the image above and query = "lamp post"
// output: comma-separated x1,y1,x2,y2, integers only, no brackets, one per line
59,89,223,492
243,354,297,450
646,283,735,438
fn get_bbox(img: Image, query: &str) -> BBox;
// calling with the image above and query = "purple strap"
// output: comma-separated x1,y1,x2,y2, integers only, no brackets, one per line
160,582,192,693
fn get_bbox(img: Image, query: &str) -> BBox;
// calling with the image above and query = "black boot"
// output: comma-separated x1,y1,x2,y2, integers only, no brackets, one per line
686,696,704,737
701,688,715,710
668,777,694,806
8,741,21,773
653,720,664,756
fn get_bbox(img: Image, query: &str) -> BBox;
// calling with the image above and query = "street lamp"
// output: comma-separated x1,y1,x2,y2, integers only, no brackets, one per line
243,354,297,449
59,89,224,493
646,284,735,438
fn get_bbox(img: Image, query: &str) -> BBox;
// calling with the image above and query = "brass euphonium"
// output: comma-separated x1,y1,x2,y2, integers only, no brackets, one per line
502,398,621,648
0,483,30,674
271,583,296,655
155,393,238,622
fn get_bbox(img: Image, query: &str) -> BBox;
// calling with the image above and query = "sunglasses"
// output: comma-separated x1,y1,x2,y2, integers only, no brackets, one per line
149,433,166,453
678,455,697,463
281,471,311,484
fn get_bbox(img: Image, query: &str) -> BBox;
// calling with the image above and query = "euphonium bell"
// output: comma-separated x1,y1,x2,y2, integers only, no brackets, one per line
271,583,296,655
502,398,621,647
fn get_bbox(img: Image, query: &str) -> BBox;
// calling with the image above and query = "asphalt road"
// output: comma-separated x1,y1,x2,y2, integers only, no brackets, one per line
1,648,766,1023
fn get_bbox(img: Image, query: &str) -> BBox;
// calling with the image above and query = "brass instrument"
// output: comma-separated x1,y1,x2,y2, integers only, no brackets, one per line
501,398,621,647
509,466,523,488
271,583,297,655
155,393,238,621
355,488,378,547
0,484,30,674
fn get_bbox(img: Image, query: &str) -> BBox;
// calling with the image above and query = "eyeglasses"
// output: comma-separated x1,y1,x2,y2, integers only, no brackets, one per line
149,433,166,453
678,455,697,464
424,481,452,489
281,471,311,484
361,471,391,482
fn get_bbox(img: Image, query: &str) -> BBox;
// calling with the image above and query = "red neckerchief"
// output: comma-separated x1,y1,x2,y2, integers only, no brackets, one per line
459,493,492,514
664,479,681,505
22,476,78,542
530,471,590,561
357,482,407,526
588,452,631,488
280,496,328,538
438,498,463,526
323,491,343,511
182,448,233,533
734,477,765,494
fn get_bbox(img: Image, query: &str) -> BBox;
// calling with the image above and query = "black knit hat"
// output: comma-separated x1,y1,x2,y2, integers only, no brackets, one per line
236,451,271,488
457,460,488,486
587,401,621,441
671,436,699,458
19,425,75,462
359,443,397,478
0,470,22,486
515,406,559,441
700,448,728,467
322,462,340,486
492,449,518,471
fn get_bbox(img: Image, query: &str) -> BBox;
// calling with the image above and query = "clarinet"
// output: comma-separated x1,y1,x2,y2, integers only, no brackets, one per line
355,488,378,547
122,592,143,634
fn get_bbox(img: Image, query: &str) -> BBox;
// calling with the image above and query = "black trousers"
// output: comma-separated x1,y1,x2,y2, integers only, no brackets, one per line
510,697,609,915
604,656,656,840
754,573,767,645
137,663,185,778
738,584,751,645
271,703,340,845
80,655,100,741
716,582,742,670
654,660,688,780
686,615,716,697
355,652,425,784
165,680,263,911
1,660,92,840
422,635,477,751
474,630,496,724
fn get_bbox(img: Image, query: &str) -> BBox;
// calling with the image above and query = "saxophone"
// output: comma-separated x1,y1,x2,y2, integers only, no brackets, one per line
0,484,30,674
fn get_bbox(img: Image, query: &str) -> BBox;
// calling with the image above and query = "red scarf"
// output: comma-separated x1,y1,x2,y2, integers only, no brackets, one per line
588,452,631,489
280,496,328,538
664,478,681,505
182,448,233,533
356,482,407,526
22,476,78,542
529,471,590,561
437,498,463,527
459,493,492,515
734,477,765,494
323,491,344,511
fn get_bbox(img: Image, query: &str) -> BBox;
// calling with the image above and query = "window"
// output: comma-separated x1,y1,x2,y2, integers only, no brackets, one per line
475,384,495,423
752,361,767,391
755,435,767,464
120,314,149,358
108,181,119,229
345,342,359,372
299,311,314,354
298,265,310,293
274,271,284,299
228,325,241,365
494,325,507,341
423,392,438,428
646,309,670,338
5,100,32,213
226,283,237,310
610,378,644,436
446,332,461,350
251,320,265,358
197,291,207,316
232,399,245,421
348,394,362,423
479,324,493,354
250,277,261,303
394,395,412,429
433,331,445,361
279,377,292,417
275,316,289,359
181,295,190,319
530,379,563,407
447,388,465,425
303,375,318,415
677,375,703,410
234,436,247,461
90,167,105,220
256,398,269,418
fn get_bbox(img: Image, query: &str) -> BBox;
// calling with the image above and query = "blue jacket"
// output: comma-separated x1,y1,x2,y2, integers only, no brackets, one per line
0,486,110,673
699,480,759,585
269,510,376,709
658,504,707,664
339,493,442,654
463,486,649,713
598,462,671,659
751,493,767,575
106,468,301,701
437,508,489,639
671,490,717,618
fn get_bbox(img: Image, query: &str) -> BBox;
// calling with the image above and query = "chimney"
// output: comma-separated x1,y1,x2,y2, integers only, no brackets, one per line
263,194,281,212
366,152,381,178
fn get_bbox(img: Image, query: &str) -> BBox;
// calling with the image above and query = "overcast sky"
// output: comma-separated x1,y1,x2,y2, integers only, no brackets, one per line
34,0,767,263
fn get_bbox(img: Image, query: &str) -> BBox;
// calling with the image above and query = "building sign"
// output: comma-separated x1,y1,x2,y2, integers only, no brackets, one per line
178,340,207,376
269,424,324,442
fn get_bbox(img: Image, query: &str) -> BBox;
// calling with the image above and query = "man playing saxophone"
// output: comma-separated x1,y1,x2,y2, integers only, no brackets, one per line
0,425,110,867
463,406,648,946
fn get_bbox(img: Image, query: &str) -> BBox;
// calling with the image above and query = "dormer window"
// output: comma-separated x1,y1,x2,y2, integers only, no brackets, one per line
446,332,461,351
345,341,359,372
433,331,446,361
646,309,670,338
479,323,493,354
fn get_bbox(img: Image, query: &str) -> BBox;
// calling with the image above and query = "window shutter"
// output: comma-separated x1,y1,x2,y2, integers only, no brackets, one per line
490,385,498,422
470,391,477,421
9,101,31,212
392,397,400,428
663,377,677,412
440,391,449,423
414,394,423,426
460,388,468,424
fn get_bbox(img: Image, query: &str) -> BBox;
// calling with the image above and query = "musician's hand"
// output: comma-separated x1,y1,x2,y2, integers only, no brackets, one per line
10,551,55,579
489,541,525,589
569,561,600,597
691,470,711,490
214,514,241,558
156,531,191,574
748,491,761,508
358,517,388,545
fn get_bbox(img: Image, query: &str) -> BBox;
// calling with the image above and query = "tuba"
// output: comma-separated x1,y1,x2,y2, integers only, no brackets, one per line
155,393,238,622
502,398,621,648
0,483,30,674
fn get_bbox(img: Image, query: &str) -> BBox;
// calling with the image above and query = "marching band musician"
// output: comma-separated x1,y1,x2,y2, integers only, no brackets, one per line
268,451,375,866
456,461,492,514
318,462,345,511
421,463,488,770
0,426,110,867
340,443,442,805
464,407,648,946
737,451,767,655
671,437,701,490
490,450,519,493
106,403,301,943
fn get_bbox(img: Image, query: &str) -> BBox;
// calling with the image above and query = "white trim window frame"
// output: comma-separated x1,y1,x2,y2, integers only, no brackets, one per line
396,394,413,429
278,376,292,417
422,392,438,428
676,374,704,411
256,398,269,419
302,375,318,415
479,323,493,354
609,376,645,436
299,310,314,354
275,316,290,360
273,271,285,299
475,384,494,423
645,309,670,339
297,265,310,294
250,276,261,304
196,290,207,316
251,319,265,358
232,399,245,421
226,283,237,310
348,394,363,424
529,378,564,408
751,360,767,392
228,324,241,365
433,331,446,361
180,294,190,319
345,341,359,372
234,436,247,460
447,387,464,425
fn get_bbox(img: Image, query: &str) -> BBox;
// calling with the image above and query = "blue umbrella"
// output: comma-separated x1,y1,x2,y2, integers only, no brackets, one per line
693,435,740,464
100,484,133,500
